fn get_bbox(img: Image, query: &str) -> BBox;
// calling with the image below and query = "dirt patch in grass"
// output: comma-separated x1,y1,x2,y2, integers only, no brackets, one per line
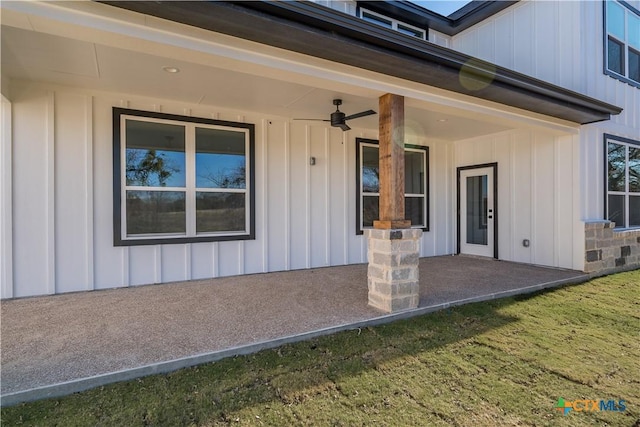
2,270,639,426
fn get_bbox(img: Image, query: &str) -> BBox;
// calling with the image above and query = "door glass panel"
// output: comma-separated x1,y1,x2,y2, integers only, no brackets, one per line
466,175,488,245
608,194,626,228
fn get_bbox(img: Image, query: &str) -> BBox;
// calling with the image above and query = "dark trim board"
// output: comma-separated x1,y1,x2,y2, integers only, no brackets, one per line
101,1,622,125
456,163,499,259
112,107,256,246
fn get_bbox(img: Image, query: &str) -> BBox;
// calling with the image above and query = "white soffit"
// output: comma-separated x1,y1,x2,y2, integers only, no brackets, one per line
0,1,577,136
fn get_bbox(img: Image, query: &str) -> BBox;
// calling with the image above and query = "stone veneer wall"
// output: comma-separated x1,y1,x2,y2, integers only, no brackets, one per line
584,221,640,274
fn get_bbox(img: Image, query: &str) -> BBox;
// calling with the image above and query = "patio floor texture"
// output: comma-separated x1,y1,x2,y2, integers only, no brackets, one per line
0,256,588,405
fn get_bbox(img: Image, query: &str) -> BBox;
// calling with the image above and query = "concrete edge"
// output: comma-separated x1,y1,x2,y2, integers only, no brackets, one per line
0,273,590,407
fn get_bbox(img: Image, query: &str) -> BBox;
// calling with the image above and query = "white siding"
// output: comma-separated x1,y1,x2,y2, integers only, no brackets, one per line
1,95,13,298
6,79,587,297
453,0,639,226
454,129,580,269
6,82,468,297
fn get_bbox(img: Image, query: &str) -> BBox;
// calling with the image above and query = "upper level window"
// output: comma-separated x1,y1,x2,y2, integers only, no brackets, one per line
359,8,427,40
606,134,640,229
604,0,640,87
113,108,255,245
356,138,429,233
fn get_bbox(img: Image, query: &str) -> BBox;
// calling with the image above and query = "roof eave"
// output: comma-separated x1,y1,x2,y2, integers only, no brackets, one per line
99,0,622,125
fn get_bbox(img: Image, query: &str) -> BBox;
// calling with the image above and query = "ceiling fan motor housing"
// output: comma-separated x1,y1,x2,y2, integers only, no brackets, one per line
330,111,346,127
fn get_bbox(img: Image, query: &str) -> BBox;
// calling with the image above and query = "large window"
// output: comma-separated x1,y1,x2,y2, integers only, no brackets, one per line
605,134,640,229
358,7,427,40
356,138,429,233
113,108,255,245
604,0,640,86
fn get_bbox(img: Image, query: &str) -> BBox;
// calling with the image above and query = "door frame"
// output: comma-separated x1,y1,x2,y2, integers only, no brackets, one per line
456,163,498,259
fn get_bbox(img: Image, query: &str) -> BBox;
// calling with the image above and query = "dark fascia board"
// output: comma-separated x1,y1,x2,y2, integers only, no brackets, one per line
357,1,519,35
100,1,622,125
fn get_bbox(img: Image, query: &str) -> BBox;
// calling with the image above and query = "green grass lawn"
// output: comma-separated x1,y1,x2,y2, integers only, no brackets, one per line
2,270,639,426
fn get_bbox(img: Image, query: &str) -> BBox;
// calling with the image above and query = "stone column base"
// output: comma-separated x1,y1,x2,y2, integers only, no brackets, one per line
365,228,422,313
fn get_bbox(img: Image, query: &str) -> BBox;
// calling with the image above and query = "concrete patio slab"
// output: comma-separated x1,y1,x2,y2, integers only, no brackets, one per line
0,256,588,406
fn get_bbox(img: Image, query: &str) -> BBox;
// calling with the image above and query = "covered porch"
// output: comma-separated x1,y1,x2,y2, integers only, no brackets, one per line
1,256,587,406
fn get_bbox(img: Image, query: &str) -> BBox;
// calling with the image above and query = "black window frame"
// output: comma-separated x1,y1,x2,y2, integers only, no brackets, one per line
113,107,255,246
603,133,640,229
355,137,429,235
603,0,640,88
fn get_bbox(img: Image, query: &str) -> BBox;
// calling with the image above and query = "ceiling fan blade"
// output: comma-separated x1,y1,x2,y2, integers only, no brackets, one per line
337,123,351,131
293,118,330,121
344,110,376,121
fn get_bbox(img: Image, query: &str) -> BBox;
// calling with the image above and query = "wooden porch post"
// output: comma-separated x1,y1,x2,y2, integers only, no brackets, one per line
374,93,410,230
365,93,420,313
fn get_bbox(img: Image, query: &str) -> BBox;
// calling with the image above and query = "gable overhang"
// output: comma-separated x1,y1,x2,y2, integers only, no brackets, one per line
100,0,622,126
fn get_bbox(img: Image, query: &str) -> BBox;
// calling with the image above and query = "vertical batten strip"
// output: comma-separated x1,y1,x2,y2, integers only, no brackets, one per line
530,134,537,265
324,128,330,266
342,132,348,264
509,135,516,261
46,91,56,295
261,118,268,272
284,121,290,270
553,137,560,267
1,95,13,298
572,135,582,270
85,96,95,291
305,125,311,268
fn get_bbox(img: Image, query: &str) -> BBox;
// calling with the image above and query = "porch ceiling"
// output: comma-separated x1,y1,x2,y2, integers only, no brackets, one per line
1,24,509,140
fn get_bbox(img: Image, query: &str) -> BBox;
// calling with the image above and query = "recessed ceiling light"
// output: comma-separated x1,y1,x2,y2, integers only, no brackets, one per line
437,118,448,122
162,66,180,73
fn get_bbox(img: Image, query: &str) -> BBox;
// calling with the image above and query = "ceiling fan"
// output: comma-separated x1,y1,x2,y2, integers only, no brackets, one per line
294,99,376,131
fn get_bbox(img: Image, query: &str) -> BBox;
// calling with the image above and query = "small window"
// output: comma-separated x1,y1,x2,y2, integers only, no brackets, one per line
605,134,640,229
113,108,255,245
361,10,393,29
604,0,640,87
356,138,429,233
358,8,426,40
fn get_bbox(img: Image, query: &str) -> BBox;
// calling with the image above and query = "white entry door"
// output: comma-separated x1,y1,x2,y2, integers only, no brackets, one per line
459,166,495,258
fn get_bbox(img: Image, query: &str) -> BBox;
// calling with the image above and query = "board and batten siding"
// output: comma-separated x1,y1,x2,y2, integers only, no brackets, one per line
452,0,639,221
5,82,458,298
454,129,581,270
